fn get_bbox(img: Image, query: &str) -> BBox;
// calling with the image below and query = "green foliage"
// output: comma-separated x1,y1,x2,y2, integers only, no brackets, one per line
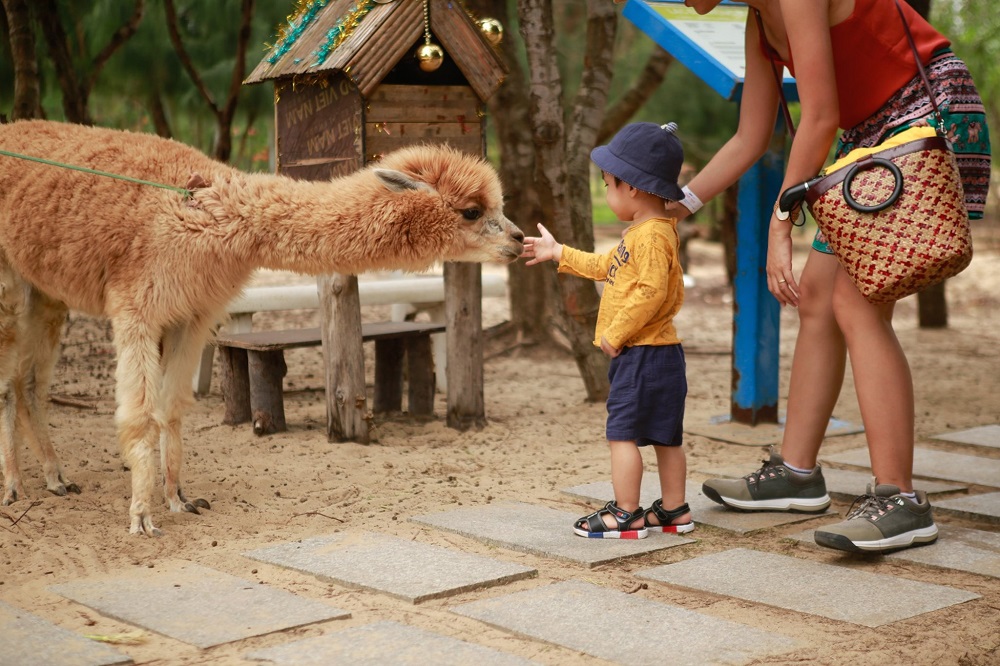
932,0,1000,132
0,0,290,170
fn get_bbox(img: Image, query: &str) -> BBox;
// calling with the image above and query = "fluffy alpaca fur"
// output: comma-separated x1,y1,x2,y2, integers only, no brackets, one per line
0,119,523,535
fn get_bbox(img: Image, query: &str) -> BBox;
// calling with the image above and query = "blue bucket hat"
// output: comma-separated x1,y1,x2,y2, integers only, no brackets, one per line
591,122,684,201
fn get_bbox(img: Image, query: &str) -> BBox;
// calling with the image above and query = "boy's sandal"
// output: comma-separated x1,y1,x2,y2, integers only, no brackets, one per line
573,501,649,539
644,499,694,534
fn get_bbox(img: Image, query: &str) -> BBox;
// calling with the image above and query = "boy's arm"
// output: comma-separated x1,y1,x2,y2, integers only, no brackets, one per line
522,223,562,265
523,223,613,280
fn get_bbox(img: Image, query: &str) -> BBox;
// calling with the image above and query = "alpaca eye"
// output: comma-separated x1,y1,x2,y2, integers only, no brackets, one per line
462,208,482,221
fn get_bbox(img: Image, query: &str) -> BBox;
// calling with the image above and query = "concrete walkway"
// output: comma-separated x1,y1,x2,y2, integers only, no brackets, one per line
4,425,1000,665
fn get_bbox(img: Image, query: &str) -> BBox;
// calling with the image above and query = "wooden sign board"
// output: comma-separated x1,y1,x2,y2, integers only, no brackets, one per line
275,73,363,180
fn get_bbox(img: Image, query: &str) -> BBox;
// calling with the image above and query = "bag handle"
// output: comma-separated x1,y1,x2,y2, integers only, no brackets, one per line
758,0,942,137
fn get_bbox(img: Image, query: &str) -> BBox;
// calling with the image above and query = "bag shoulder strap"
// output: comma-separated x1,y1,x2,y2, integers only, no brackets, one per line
753,9,796,138
759,0,942,137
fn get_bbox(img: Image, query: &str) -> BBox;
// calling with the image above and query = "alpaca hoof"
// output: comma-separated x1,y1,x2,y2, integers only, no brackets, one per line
182,502,201,515
48,484,68,497
66,483,82,495
2,486,21,505
193,498,211,510
130,515,162,537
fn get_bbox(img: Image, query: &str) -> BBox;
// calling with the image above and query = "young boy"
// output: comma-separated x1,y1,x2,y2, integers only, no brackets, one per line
522,121,692,539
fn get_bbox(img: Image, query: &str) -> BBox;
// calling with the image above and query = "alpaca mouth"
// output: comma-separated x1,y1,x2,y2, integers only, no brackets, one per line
501,245,523,262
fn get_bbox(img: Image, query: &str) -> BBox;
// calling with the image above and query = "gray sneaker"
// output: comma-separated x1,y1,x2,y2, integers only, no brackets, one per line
814,480,939,553
701,448,831,512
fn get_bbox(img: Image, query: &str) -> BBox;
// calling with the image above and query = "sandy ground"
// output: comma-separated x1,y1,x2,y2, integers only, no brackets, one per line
1,223,999,665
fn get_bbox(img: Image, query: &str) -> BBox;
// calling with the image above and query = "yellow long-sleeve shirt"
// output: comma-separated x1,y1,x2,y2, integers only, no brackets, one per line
558,217,684,350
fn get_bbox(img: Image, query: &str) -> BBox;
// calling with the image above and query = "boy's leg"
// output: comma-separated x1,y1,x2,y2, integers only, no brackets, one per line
650,445,690,525
608,439,645,529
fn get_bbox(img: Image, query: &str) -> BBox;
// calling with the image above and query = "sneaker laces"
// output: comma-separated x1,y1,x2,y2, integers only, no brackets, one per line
845,492,896,521
744,456,782,483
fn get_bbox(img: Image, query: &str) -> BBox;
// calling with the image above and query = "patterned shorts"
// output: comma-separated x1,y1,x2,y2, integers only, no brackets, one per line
813,49,992,253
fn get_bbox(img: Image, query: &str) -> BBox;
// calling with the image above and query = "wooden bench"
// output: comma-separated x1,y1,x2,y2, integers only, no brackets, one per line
214,321,446,436
193,273,507,395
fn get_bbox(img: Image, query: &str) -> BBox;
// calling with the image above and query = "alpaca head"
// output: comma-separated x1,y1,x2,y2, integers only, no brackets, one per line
372,145,524,265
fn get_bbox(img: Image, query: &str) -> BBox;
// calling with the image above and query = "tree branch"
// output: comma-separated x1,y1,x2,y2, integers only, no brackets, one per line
163,0,218,113
222,0,253,126
597,46,674,145
86,0,145,92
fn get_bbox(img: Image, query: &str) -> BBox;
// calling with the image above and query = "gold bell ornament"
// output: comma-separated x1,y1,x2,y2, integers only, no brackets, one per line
416,0,444,72
477,18,503,47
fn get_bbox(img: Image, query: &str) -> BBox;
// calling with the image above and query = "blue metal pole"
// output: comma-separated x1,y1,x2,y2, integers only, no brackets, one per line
730,120,786,424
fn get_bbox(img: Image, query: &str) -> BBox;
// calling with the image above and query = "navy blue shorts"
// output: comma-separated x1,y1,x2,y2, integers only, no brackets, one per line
606,344,686,447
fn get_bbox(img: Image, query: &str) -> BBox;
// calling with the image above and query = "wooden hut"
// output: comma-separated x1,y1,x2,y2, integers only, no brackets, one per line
244,0,506,443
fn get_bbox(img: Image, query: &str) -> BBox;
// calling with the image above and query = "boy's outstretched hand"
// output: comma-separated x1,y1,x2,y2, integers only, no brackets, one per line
521,223,562,266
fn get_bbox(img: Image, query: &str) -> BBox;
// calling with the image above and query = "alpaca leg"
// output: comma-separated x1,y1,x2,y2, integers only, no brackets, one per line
112,318,164,536
158,321,210,514
0,377,23,505
16,292,76,497
0,264,26,505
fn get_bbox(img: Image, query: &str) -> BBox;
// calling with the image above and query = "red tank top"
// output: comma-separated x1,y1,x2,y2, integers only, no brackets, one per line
771,0,950,129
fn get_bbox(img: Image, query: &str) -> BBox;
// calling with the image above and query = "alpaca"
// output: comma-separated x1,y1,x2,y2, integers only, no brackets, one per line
0,119,523,535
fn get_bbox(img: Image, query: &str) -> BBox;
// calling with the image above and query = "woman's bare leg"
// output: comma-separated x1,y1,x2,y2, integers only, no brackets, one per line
832,269,914,491
780,251,847,471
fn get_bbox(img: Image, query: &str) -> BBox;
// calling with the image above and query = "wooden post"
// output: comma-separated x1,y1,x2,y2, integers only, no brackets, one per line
445,262,486,429
219,347,251,425
373,338,405,413
248,350,287,435
406,335,435,416
319,273,370,443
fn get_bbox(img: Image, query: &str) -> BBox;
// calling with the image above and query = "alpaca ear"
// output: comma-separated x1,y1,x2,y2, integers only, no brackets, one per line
374,168,433,193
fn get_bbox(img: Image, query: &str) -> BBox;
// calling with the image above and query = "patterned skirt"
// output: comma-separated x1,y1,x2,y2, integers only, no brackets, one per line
815,49,992,251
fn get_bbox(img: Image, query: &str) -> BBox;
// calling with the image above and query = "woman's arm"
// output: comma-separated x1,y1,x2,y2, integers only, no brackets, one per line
668,9,784,220
764,0,840,304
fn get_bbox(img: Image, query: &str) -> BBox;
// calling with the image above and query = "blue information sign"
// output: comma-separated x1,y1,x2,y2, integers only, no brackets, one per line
623,0,796,425
622,0,797,102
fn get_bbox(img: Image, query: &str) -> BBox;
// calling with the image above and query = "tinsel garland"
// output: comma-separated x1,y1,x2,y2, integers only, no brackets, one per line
267,0,329,64
313,0,377,66
266,0,378,67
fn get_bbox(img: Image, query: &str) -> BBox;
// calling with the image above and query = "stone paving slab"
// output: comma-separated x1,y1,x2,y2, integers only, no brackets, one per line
789,525,1000,579
411,502,692,568
450,580,799,665
935,491,1000,524
932,425,1000,450
0,600,132,666
686,415,862,446
823,447,1000,488
700,465,967,501
636,548,979,627
244,532,536,604
563,477,831,534
50,561,348,648
244,620,539,665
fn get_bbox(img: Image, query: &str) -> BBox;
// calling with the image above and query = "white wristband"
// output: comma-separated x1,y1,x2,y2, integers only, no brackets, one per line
678,186,703,214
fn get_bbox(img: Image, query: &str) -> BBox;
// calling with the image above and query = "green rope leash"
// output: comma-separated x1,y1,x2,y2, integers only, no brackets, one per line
0,148,192,197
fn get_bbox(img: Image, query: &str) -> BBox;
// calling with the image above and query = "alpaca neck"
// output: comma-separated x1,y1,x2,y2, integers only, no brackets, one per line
223,171,404,276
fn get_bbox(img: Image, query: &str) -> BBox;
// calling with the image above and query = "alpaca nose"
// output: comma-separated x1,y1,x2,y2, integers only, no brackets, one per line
511,228,525,243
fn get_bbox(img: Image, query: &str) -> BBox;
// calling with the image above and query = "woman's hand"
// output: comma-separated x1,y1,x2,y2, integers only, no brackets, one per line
600,336,621,358
521,223,562,266
767,216,800,307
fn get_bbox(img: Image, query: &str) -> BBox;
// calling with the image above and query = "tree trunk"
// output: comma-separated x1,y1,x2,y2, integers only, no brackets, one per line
2,0,41,120
470,0,549,344
518,0,614,401
903,0,948,327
